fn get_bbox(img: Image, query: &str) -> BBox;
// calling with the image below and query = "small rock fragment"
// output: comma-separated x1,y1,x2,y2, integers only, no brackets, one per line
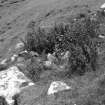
44,53,56,67
47,81,71,95
44,61,52,67
15,42,24,50
0,59,8,65
11,54,18,62
99,34,105,38
30,51,39,57
100,3,105,9
47,53,56,62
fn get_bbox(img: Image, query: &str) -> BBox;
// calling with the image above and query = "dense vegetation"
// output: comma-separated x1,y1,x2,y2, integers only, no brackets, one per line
23,11,102,81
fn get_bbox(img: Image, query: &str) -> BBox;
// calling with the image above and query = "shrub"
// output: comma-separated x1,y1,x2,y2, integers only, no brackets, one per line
66,17,98,75
24,58,45,82
50,17,98,75
25,25,55,54
25,14,99,76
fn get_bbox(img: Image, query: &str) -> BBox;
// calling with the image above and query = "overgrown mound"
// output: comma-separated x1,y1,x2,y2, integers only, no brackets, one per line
24,12,101,79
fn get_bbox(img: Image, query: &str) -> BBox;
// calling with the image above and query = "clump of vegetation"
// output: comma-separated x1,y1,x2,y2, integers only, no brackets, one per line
24,21,55,54
25,13,99,77
24,58,44,82
65,18,98,75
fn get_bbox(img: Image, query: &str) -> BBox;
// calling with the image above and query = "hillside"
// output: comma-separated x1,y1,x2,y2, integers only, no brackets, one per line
0,0,104,59
0,0,105,105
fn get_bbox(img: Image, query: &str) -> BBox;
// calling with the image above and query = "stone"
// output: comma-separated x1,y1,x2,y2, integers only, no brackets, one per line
47,81,71,95
0,59,8,65
44,61,52,67
15,42,24,50
0,66,34,105
10,54,18,62
30,51,39,57
47,53,56,62
100,3,105,9
99,34,105,38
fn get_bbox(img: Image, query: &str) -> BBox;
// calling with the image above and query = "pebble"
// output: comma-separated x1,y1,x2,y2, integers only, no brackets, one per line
11,54,18,62
15,42,24,50
0,58,8,65
100,3,105,9
99,34,105,38
44,61,52,67
47,81,71,95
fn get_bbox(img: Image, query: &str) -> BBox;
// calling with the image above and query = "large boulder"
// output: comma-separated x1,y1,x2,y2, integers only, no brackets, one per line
0,66,34,105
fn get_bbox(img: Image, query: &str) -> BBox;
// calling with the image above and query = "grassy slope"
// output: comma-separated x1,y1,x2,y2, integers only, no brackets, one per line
0,0,105,59
0,0,105,105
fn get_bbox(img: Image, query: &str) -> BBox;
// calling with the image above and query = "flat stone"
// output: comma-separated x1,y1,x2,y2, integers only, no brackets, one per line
47,81,71,95
100,3,105,9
